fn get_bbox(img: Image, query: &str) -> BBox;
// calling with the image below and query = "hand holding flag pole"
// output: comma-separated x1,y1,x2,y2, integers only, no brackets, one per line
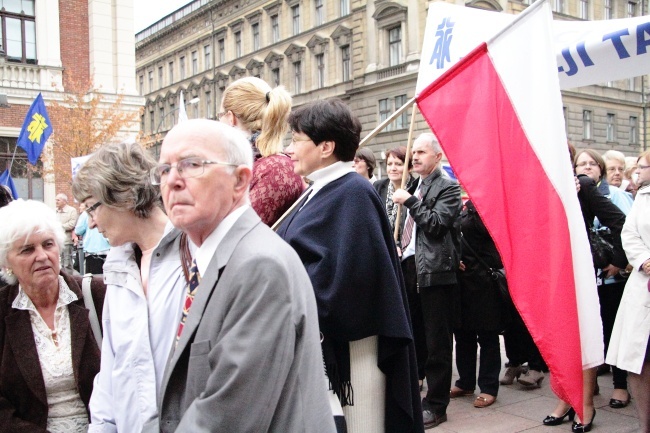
393,104,418,243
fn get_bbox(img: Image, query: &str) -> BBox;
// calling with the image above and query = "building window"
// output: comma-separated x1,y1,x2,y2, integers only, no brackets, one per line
159,107,165,130
553,0,564,13
583,110,592,139
630,116,638,144
628,77,636,91
341,45,350,81
191,51,198,75
205,91,212,118
158,66,163,89
388,26,402,67
204,45,211,70
394,95,407,129
315,0,324,26
606,113,615,141
218,39,225,64
292,5,300,35
148,71,154,91
316,53,325,88
139,75,144,95
627,1,637,17
180,56,186,80
379,99,392,131
579,0,589,19
169,62,174,84
271,67,280,86
252,23,260,51
604,0,612,18
340,0,350,16
234,31,242,57
271,14,280,43
150,110,155,133
293,61,302,94
1,0,36,64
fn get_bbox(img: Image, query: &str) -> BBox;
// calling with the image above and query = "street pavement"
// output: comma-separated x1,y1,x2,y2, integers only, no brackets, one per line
422,337,641,432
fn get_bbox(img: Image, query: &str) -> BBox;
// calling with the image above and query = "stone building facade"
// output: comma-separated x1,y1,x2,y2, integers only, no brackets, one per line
0,0,142,206
136,0,648,176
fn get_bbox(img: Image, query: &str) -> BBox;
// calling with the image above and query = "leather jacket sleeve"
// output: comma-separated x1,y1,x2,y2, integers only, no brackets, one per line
404,179,461,239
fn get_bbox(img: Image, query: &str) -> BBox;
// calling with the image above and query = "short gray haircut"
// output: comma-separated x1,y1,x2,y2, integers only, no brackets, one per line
55,193,68,202
216,123,254,170
602,150,626,166
72,142,161,219
416,132,442,154
0,199,65,285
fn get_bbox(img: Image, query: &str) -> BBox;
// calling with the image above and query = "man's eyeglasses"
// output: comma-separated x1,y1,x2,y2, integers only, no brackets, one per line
86,202,101,218
150,157,238,185
638,164,650,171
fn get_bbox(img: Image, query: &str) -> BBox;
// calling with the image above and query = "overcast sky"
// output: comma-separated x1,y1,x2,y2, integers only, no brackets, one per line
134,0,192,33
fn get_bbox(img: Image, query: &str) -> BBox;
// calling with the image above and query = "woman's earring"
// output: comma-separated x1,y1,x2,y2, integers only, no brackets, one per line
4,268,13,276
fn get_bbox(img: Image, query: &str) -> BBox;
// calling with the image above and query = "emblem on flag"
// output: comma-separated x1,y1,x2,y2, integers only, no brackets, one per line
17,93,53,165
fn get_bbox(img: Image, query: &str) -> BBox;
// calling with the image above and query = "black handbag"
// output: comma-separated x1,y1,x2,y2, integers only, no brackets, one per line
460,234,511,307
588,226,614,269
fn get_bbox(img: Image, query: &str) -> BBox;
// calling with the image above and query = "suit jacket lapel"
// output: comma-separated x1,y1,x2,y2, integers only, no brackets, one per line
160,208,261,396
5,310,48,406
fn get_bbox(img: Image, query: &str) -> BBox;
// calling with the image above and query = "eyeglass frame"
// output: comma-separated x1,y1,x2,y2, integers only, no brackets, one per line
150,157,239,185
637,164,650,170
86,201,102,218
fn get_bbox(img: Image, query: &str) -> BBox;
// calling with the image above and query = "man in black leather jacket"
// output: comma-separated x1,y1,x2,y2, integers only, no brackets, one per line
394,133,462,429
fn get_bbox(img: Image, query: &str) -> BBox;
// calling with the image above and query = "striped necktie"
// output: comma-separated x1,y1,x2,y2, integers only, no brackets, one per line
401,188,422,249
175,259,201,347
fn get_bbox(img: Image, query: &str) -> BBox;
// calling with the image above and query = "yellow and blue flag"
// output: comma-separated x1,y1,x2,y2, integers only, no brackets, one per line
17,93,52,165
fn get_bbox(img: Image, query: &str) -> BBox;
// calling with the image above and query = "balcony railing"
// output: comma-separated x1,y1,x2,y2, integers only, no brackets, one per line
377,64,406,80
0,63,42,89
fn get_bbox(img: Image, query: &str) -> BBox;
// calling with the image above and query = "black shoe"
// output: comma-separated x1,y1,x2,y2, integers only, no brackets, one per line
423,410,447,429
572,409,596,433
542,407,575,426
609,393,631,409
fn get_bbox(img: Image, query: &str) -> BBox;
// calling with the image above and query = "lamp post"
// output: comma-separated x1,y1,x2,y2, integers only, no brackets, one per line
151,97,200,157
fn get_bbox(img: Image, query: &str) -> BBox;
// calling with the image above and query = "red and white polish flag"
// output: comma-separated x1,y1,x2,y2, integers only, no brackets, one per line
416,0,603,418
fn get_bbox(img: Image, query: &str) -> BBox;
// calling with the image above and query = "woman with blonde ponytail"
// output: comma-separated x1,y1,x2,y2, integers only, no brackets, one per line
219,77,304,225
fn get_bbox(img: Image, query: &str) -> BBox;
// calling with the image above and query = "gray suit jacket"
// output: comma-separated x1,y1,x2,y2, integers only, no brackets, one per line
144,208,335,433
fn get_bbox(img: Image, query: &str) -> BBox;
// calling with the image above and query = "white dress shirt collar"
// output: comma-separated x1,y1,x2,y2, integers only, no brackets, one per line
194,204,249,276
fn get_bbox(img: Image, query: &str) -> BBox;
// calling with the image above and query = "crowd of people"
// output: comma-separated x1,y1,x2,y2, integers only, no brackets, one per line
0,78,648,433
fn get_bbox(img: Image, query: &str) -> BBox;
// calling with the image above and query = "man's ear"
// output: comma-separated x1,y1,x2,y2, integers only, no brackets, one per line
320,140,336,159
234,166,252,192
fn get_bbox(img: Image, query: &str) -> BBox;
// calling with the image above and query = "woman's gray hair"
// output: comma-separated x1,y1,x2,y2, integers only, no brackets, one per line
0,199,65,285
72,141,161,218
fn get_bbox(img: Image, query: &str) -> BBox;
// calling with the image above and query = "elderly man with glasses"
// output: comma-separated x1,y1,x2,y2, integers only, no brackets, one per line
144,119,335,433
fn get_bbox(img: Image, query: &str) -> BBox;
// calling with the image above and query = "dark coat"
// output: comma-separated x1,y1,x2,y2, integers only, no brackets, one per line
373,176,416,243
456,201,507,332
577,174,628,269
0,271,104,433
278,172,424,433
403,167,462,287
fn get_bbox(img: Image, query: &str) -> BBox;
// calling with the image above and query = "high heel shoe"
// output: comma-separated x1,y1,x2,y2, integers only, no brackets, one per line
572,409,596,433
542,407,575,426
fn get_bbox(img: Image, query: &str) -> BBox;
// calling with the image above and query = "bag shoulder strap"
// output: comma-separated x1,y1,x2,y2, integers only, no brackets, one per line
461,233,500,275
82,273,103,348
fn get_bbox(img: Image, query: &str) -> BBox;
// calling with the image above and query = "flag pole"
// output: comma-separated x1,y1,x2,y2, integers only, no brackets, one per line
393,103,418,242
5,145,19,184
360,97,415,147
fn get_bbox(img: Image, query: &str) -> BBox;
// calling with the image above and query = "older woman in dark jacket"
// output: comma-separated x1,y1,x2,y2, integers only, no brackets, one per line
0,199,104,433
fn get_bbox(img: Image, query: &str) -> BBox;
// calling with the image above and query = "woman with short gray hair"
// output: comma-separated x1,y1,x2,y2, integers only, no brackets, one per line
72,141,186,433
0,199,103,432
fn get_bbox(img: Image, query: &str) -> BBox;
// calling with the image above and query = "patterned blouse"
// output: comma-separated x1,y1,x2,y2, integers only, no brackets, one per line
250,136,305,226
12,276,88,433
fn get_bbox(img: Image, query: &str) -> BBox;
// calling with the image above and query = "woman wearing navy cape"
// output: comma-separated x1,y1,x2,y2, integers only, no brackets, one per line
276,99,424,433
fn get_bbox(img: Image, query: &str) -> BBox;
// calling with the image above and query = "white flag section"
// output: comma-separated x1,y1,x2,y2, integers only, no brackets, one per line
178,90,189,123
416,2,650,92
